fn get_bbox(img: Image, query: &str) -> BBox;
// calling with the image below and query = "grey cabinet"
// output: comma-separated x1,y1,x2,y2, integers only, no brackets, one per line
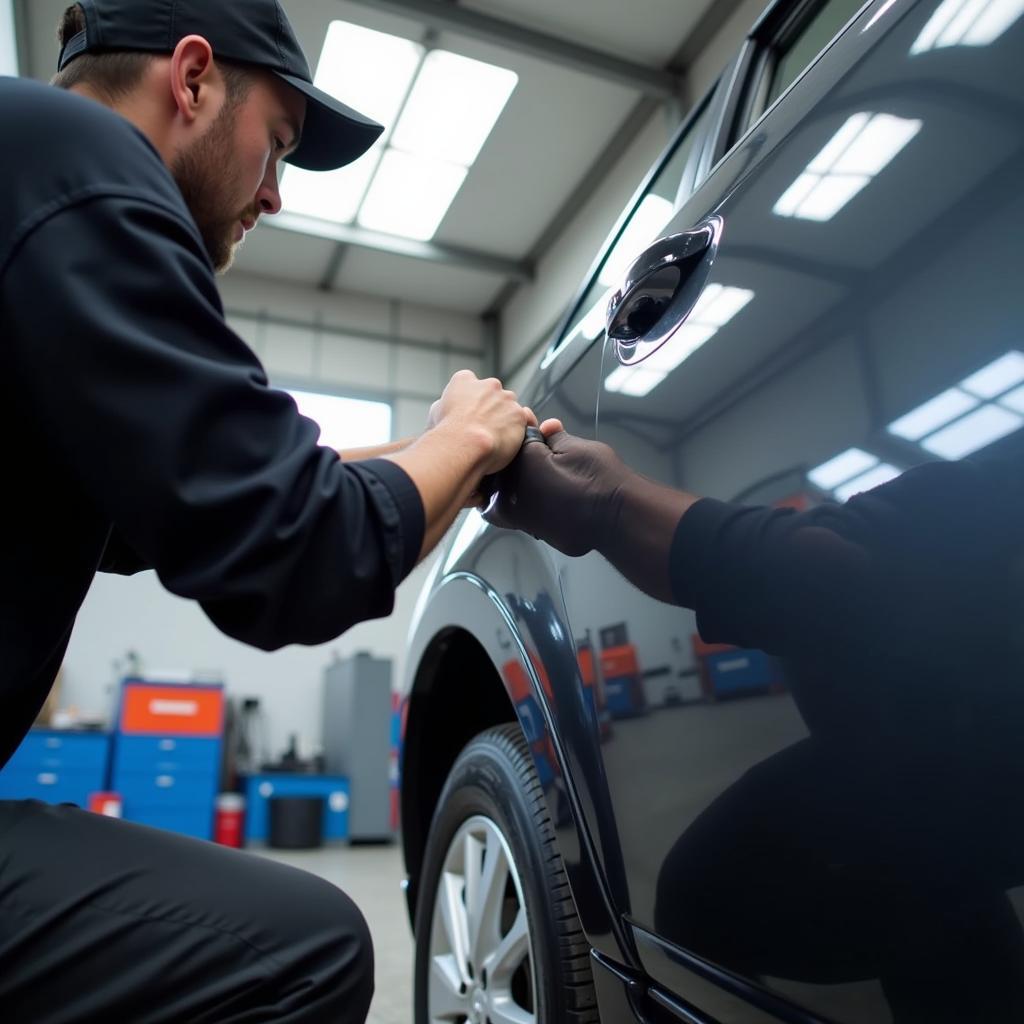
322,653,392,842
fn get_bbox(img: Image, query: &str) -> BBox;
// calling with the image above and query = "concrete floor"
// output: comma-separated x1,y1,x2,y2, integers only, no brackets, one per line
256,843,414,1024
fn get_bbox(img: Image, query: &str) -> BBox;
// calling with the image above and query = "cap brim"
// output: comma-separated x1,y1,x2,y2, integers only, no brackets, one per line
276,72,384,172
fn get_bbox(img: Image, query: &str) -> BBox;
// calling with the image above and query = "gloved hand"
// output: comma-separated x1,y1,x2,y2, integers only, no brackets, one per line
483,429,634,556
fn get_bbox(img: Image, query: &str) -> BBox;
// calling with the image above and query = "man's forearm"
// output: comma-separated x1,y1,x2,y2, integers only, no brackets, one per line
383,422,492,562
338,437,415,462
599,474,698,603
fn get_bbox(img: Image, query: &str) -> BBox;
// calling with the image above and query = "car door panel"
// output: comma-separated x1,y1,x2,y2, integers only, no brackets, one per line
527,0,1024,1021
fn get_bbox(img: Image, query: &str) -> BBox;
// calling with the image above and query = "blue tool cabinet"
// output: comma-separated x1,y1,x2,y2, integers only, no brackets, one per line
0,729,111,807
111,681,224,840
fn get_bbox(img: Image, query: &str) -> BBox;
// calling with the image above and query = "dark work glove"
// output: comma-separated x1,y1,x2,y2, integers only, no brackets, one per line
483,430,633,556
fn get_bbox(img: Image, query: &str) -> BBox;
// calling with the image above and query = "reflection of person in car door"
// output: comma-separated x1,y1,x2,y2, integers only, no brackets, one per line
488,427,1024,1022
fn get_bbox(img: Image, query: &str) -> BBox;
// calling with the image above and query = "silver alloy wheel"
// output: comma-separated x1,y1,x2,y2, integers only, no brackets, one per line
427,814,536,1024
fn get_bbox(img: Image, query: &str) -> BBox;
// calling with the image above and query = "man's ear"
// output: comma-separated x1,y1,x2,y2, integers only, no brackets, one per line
168,34,218,125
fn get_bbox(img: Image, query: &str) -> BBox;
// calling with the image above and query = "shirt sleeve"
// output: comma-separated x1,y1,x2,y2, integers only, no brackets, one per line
668,459,1020,657
3,195,425,650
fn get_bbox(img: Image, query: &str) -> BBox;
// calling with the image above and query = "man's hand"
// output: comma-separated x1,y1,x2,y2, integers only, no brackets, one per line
484,429,634,556
432,370,533,476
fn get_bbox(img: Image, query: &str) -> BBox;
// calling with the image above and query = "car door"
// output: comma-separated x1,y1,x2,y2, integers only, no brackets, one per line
528,0,1024,1021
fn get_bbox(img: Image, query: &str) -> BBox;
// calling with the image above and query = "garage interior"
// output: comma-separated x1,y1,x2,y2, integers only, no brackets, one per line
11,1,1010,1022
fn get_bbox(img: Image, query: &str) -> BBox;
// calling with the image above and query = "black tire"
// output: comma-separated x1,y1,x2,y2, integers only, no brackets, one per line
413,723,599,1023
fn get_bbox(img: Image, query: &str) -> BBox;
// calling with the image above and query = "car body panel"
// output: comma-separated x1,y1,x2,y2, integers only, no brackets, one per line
404,0,1024,1020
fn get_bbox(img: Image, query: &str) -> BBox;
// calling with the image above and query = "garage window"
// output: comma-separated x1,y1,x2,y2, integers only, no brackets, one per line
285,389,392,451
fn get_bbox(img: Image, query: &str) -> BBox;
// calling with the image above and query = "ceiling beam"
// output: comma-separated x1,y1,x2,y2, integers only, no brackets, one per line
266,212,534,282
344,0,680,99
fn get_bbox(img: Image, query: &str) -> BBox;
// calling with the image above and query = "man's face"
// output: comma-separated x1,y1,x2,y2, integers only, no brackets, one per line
172,70,305,273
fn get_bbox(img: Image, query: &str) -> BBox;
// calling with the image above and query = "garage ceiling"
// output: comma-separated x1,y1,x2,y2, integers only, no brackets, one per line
15,0,737,315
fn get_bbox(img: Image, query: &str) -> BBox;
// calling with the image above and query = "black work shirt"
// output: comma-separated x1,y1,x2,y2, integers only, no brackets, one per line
0,78,424,767
671,457,1024,752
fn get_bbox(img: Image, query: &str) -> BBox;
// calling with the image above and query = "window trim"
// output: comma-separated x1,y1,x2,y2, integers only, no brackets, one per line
726,0,875,147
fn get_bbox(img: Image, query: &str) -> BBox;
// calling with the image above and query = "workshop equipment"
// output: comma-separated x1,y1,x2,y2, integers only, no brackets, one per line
322,652,393,842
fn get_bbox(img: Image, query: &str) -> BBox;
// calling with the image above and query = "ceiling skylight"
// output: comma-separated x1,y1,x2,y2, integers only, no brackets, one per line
911,0,1024,54
604,285,753,398
279,20,517,242
921,403,1022,458
887,387,978,441
774,112,921,221
834,462,902,502
960,350,1024,398
390,50,517,167
358,150,468,240
807,447,878,490
280,22,424,224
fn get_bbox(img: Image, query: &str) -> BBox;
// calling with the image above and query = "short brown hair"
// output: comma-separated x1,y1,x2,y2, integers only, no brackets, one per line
52,4,254,104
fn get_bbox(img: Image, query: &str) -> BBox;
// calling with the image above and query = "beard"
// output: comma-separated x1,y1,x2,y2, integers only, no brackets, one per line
171,102,255,274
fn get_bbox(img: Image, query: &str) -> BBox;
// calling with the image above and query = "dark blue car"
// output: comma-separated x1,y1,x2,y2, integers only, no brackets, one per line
399,1,1024,1020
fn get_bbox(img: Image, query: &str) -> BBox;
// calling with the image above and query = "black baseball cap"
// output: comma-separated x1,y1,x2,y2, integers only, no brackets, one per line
57,0,384,171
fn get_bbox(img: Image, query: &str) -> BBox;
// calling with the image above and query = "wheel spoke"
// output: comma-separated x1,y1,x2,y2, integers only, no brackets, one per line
428,954,470,1021
462,829,484,957
486,993,535,1024
426,814,537,1024
438,870,472,986
470,828,510,969
483,905,529,986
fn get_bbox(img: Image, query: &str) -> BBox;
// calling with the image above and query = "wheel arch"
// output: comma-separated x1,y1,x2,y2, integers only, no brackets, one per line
400,623,518,923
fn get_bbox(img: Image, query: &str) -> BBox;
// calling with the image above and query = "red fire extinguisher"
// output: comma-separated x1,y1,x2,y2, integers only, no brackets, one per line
214,793,246,847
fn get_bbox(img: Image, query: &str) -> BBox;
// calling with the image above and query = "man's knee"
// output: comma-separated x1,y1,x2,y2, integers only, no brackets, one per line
268,868,375,1022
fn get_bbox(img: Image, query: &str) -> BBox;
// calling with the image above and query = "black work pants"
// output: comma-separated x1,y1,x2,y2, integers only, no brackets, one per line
0,800,373,1022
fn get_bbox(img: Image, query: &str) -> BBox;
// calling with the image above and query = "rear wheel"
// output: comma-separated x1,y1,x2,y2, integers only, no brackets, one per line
413,724,598,1023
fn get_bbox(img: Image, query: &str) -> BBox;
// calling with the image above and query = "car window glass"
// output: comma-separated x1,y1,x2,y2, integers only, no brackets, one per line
766,0,865,108
551,101,714,359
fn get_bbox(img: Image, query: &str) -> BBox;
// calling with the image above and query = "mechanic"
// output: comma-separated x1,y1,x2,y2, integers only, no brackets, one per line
0,1,539,1020
489,427,1024,1021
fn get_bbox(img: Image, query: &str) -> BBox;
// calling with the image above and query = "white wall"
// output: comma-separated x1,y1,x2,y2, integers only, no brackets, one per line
59,273,481,759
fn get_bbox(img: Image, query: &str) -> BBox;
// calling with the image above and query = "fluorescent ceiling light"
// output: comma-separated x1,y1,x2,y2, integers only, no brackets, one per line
281,22,423,224
921,403,1022,458
911,0,1024,54
999,383,1024,413
281,155,382,225
357,149,468,240
644,324,718,372
774,112,921,222
775,173,871,221
281,20,517,242
960,350,1024,398
604,364,666,398
807,447,878,490
313,22,424,128
687,284,755,326
287,390,392,450
599,195,675,287
603,286,754,398
391,50,517,167
834,463,902,502
887,387,978,441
